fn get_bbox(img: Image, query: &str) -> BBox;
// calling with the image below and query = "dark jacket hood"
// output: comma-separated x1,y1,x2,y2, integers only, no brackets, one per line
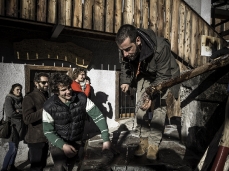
137,28,157,61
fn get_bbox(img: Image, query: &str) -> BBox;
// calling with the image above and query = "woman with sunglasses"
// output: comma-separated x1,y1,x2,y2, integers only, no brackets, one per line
1,83,24,171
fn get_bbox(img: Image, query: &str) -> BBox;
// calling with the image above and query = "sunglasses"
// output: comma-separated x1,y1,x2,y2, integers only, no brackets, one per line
39,81,49,85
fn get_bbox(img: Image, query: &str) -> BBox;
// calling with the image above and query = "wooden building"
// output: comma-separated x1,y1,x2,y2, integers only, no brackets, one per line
0,0,229,170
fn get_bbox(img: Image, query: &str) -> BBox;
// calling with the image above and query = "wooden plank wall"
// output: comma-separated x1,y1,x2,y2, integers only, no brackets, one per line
0,0,226,69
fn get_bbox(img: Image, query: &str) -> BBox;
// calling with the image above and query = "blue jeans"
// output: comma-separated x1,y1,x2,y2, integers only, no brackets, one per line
1,142,18,171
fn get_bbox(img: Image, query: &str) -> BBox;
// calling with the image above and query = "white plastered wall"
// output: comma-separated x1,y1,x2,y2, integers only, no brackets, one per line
0,63,119,166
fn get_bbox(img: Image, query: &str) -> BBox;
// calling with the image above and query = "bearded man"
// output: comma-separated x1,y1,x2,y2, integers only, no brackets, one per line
22,72,50,170
116,24,180,160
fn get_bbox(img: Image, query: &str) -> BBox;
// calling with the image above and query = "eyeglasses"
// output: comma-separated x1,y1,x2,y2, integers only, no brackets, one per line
39,81,49,85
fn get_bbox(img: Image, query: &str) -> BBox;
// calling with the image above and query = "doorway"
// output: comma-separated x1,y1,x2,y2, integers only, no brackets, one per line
24,65,72,95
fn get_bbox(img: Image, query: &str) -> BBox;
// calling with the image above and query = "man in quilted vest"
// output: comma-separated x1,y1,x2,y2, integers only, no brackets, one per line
116,24,180,160
42,73,111,170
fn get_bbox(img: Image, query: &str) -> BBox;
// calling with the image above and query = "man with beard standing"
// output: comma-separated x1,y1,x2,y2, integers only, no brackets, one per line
22,72,49,170
115,24,180,160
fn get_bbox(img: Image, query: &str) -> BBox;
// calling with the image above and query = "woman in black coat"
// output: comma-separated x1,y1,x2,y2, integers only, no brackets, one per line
1,84,24,171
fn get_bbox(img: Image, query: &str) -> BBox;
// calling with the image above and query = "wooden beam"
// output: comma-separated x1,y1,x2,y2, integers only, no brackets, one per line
220,29,229,36
145,54,229,96
212,9,229,19
0,16,115,41
51,24,65,38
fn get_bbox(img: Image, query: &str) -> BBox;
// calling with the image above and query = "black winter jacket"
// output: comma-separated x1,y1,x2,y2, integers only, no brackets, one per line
119,28,180,98
43,92,87,142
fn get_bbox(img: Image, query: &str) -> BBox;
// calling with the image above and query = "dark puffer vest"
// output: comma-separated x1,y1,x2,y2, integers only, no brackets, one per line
43,92,87,142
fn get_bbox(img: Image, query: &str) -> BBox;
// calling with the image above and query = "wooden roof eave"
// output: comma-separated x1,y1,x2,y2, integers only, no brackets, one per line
0,16,116,41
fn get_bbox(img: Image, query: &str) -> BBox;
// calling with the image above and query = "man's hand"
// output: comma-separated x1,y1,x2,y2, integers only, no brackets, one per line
102,141,111,151
120,84,129,93
63,144,77,158
140,99,152,111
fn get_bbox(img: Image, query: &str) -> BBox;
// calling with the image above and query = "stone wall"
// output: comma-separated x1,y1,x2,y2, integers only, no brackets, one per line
180,67,229,157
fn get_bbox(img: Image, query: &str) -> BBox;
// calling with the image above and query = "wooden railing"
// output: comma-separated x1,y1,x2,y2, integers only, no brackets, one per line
0,0,226,69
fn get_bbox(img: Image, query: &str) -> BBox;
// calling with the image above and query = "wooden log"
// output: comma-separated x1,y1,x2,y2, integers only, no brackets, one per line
164,0,171,40
142,0,149,29
47,0,57,24
73,0,82,28
114,0,122,33
157,0,164,37
58,0,66,25
134,0,141,28
171,0,179,54
37,0,46,22
208,96,229,171
94,0,105,31
6,0,18,17
145,55,229,96
214,18,221,35
178,3,185,62
196,126,224,171
202,22,210,64
0,0,4,16
197,19,204,67
21,0,35,20
123,0,133,25
105,0,114,32
65,0,72,26
184,6,191,66
190,13,198,67
149,0,157,34
83,0,94,29
225,21,229,40
195,18,200,67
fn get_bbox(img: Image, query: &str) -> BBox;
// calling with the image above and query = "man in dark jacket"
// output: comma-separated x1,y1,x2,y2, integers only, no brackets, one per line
116,24,180,160
22,72,49,171
42,73,111,170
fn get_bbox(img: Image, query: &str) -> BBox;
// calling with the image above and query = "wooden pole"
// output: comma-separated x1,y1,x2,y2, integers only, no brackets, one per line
37,0,47,22
134,0,141,28
164,0,171,40
178,3,185,61
73,0,82,28
142,0,149,29
47,0,57,24
157,0,164,37
0,0,4,15
83,0,94,29
6,0,18,17
123,0,133,25
114,0,122,33
21,0,35,20
94,0,105,31
184,7,191,65
149,0,157,34
171,0,179,54
105,0,114,32
145,55,229,96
